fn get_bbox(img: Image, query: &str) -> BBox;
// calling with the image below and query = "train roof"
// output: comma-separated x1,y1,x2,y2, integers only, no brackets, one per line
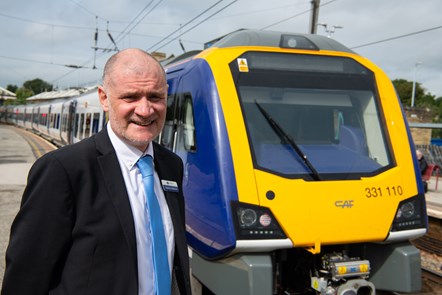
163,29,356,67
210,29,355,53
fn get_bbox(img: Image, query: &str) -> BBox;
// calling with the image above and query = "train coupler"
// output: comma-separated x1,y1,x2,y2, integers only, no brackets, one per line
311,252,375,295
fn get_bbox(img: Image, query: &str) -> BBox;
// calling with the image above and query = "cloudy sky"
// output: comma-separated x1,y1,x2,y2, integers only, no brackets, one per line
1,0,441,98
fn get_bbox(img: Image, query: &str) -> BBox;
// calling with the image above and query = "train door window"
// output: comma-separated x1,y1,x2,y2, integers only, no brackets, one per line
79,113,85,139
103,111,108,129
85,113,91,137
62,114,67,132
92,112,100,134
74,114,78,137
33,110,39,125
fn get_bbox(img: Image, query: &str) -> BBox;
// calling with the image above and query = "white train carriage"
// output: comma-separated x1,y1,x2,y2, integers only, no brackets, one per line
71,89,105,144
47,99,65,145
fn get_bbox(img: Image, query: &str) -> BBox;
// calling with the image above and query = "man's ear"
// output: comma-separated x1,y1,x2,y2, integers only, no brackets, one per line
98,86,109,111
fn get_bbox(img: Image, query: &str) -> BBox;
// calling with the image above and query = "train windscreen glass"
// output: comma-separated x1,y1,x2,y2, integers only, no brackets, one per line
231,52,393,180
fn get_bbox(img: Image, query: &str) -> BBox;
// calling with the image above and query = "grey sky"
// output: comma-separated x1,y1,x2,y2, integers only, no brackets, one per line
1,0,441,98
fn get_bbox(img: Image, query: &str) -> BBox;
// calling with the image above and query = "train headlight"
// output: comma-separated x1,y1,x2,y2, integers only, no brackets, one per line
280,35,318,50
239,208,257,227
231,201,286,240
391,195,425,231
396,202,415,219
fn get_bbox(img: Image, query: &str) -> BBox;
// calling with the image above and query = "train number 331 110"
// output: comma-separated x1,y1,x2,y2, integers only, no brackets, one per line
365,186,403,198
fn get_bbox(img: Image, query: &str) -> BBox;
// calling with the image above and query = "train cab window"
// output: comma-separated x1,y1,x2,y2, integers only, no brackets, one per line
231,52,393,180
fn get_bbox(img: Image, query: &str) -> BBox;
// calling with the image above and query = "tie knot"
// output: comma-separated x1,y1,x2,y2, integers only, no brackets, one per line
137,155,154,177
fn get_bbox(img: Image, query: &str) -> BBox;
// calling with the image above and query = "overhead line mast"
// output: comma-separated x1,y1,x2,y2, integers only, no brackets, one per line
309,0,321,34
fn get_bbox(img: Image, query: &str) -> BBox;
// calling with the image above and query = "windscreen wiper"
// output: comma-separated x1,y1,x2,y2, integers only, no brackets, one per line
255,101,322,181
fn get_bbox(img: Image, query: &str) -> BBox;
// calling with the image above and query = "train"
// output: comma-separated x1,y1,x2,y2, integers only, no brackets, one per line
1,29,428,295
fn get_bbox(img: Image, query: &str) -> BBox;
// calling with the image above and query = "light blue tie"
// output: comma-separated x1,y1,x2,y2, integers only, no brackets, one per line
137,155,171,295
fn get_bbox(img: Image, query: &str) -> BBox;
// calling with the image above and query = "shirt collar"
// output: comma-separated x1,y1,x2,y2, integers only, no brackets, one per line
107,123,154,170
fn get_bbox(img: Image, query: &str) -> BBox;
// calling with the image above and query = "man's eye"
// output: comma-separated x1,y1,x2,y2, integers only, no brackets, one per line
150,96,163,102
122,96,136,101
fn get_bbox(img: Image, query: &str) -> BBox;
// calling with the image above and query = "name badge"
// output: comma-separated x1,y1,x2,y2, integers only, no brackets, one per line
161,180,179,192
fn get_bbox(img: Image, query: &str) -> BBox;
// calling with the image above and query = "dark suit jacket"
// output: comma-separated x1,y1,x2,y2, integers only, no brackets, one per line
1,127,191,295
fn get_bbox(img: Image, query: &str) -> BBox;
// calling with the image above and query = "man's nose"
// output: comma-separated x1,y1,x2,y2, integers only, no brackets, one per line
134,98,153,116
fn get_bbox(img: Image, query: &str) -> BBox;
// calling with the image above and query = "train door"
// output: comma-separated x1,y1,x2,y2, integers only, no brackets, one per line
32,106,39,131
68,100,76,144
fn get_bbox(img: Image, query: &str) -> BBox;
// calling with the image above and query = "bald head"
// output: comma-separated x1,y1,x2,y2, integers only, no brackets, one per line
102,48,166,90
98,48,168,151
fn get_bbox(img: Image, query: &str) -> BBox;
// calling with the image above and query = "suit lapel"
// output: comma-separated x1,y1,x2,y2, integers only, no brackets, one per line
153,144,187,256
95,128,138,271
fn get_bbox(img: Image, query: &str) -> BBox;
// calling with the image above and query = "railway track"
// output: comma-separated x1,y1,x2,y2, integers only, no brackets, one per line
412,216,442,294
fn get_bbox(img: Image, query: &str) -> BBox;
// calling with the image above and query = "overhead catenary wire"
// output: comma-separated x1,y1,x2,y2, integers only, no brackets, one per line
350,25,442,49
146,0,224,52
148,0,238,53
260,0,338,30
110,0,162,47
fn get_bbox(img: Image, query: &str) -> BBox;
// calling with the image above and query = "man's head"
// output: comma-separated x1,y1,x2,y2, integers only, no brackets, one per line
416,150,423,160
98,48,167,152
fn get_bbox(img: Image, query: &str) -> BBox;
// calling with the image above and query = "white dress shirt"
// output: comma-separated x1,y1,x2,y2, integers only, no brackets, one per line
107,124,175,295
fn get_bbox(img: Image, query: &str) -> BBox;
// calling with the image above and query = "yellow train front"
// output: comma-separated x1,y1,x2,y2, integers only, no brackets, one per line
162,30,427,295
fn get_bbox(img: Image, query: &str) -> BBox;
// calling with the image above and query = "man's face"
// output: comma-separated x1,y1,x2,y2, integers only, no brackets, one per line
99,60,167,152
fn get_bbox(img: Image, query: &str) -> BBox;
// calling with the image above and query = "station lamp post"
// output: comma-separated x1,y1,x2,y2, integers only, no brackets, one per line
411,62,422,107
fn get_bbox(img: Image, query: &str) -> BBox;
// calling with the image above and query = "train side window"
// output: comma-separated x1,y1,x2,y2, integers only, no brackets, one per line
161,93,178,149
173,93,196,152
56,114,60,129
182,94,196,151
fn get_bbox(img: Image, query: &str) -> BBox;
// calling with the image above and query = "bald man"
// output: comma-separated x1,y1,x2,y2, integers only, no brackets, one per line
2,49,191,295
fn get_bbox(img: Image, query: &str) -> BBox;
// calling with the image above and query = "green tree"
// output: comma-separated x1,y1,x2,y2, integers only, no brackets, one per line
15,87,33,104
23,78,53,95
6,84,18,93
392,79,426,107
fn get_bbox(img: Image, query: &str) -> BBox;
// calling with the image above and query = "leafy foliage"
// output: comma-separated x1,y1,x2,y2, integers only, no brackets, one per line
3,79,53,105
23,78,53,95
392,79,442,138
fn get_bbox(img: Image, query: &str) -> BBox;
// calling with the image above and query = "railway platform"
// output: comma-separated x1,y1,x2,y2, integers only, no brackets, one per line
425,179,442,219
0,124,56,289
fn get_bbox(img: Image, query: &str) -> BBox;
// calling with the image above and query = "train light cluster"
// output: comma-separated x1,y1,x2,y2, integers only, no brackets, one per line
279,35,318,50
391,195,425,231
231,201,286,240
